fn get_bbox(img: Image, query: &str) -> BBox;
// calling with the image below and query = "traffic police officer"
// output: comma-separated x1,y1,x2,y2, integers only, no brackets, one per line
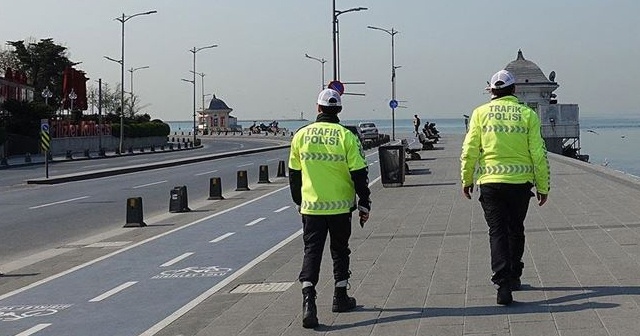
289,88,371,328
461,70,550,305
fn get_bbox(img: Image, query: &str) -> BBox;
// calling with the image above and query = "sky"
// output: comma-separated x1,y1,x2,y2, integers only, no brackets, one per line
1,0,639,122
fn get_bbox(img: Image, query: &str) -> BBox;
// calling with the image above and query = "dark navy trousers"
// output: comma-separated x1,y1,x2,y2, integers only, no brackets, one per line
298,213,352,286
479,182,533,287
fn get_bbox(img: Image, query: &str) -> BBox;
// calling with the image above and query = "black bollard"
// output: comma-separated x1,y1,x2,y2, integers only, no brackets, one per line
124,197,146,227
99,148,106,157
236,170,250,191
128,147,133,154
0,156,8,166
84,149,90,158
169,186,190,212
277,160,287,177
25,153,32,163
258,165,271,183
208,177,224,200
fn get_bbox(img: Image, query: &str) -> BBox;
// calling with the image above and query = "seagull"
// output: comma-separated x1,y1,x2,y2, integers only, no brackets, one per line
586,129,599,135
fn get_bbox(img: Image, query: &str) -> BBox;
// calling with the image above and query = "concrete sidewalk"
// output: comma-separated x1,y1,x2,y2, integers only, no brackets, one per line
155,134,640,336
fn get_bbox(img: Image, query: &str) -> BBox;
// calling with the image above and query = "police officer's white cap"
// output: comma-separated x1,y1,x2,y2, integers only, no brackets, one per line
489,70,516,89
317,89,342,107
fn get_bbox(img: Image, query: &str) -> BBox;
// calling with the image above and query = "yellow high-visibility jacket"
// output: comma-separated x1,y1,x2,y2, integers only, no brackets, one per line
461,96,550,194
289,122,368,215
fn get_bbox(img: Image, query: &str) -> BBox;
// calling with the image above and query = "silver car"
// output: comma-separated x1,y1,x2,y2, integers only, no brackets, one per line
358,122,379,141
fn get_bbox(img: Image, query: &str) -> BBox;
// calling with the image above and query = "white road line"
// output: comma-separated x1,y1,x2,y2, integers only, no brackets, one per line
146,177,385,336
274,206,290,213
245,217,266,226
81,163,108,169
29,196,90,209
0,186,290,302
160,252,194,267
194,169,218,176
132,180,168,189
237,162,254,168
266,158,279,162
139,229,303,336
89,281,137,302
15,324,52,336
210,232,235,243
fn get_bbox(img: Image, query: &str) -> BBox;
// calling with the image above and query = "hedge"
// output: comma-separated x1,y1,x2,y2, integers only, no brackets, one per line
111,121,170,138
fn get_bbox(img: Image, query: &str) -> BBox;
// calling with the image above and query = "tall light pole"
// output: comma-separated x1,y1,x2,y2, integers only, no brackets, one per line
128,65,149,115
112,10,157,154
332,1,367,81
304,54,326,90
190,70,206,112
368,25,399,140
189,45,217,144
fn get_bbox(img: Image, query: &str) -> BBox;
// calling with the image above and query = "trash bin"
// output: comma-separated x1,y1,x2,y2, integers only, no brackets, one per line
169,185,190,212
378,145,405,187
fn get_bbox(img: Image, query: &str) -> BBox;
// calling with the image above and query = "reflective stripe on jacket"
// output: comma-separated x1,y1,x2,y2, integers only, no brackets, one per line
461,96,550,194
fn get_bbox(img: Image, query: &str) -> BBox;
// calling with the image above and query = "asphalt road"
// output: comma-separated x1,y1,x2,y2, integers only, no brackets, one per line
0,141,385,336
0,137,288,190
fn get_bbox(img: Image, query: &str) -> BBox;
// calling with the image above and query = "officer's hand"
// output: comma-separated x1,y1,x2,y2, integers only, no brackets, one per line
358,206,369,227
463,185,473,199
296,205,301,214
537,192,548,206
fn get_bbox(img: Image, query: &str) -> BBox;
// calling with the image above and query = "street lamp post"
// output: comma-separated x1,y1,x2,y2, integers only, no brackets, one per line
189,45,217,144
128,65,149,115
332,1,367,81
304,54,326,90
190,70,206,113
112,10,157,154
367,25,399,140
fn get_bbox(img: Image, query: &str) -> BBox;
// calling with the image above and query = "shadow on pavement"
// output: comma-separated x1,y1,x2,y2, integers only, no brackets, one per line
321,285,640,331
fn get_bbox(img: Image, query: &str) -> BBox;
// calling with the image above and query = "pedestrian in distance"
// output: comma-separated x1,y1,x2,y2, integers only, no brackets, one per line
460,69,550,305
413,114,421,136
289,88,372,328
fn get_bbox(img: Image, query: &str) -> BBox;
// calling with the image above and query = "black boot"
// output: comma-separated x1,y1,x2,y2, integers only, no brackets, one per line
332,286,356,312
497,286,513,305
302,287,318,328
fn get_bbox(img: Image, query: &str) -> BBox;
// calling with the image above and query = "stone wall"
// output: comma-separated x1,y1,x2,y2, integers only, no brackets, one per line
51,136,167,155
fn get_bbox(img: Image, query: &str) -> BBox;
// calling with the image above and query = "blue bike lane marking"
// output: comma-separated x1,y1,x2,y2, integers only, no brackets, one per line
1,153,382,336
0,186,302,336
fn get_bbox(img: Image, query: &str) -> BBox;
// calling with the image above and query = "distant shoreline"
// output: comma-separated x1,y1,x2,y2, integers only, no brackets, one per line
237,119,308,122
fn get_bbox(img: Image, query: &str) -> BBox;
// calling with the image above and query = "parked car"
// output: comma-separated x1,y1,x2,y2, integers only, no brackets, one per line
343,125,365,143
358,122,379,141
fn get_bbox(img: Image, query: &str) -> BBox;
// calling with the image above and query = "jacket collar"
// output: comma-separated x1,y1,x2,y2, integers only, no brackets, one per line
315,113,340,123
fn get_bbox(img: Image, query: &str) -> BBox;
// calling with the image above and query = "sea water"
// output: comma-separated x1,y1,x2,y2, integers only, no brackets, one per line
167,116,640,178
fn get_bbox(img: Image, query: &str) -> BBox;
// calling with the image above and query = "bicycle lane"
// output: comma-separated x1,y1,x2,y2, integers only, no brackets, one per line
0,185,302,336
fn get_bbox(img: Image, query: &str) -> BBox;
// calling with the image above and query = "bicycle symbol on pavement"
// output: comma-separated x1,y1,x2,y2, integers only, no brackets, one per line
0,304,72,322
152,266,232,279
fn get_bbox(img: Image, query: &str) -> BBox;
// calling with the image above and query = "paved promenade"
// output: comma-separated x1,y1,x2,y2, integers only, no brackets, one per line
157,134,640,336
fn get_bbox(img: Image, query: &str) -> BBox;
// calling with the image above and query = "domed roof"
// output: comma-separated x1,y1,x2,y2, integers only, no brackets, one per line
504,50,553,84
207,95,233,112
